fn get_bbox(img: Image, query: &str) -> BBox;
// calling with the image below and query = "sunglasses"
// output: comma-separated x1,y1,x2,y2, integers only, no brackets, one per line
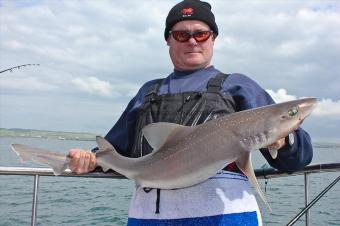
169,30,214,43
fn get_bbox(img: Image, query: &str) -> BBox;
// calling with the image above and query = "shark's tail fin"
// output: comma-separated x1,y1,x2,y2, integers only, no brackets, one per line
10,144,69,176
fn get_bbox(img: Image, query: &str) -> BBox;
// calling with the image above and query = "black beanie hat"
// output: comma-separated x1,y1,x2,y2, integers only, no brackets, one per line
164,0,218,40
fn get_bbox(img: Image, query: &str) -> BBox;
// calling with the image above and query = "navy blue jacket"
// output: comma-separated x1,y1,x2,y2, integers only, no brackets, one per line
105,66,313,173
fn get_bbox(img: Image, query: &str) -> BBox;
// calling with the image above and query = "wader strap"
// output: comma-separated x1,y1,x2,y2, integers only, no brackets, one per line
155,189,161,214
144,79,163,102
207,73,230,92
142,188,161,214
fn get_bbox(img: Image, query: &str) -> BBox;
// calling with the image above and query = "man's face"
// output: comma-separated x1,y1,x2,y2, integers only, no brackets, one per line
167,20,215,71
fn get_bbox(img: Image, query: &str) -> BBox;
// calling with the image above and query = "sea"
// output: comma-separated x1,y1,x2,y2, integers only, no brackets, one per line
0,137,339,226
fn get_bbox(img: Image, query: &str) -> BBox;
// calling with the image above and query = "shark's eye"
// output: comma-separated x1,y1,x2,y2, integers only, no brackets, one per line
288,107,298,117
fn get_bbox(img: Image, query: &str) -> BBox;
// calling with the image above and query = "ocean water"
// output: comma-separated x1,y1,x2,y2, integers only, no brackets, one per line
0,137,339,226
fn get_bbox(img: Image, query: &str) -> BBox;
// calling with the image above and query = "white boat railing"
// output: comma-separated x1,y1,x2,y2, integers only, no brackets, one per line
0,163,339,226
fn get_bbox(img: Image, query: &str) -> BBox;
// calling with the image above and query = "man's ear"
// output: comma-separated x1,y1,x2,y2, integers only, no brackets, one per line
212,33,217,41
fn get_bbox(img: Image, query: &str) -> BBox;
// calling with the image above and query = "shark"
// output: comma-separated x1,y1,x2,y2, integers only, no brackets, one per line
11,97,317,209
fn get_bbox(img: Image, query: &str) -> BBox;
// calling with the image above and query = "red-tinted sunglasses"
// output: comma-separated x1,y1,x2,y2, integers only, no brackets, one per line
169,30,214,43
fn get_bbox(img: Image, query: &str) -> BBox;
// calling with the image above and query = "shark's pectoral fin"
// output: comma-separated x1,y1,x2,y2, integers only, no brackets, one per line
268,148,278,159
142,122,193,150
236,153,272,212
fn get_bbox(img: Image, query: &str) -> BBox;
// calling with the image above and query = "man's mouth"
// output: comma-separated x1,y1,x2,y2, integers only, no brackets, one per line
185,51,201,54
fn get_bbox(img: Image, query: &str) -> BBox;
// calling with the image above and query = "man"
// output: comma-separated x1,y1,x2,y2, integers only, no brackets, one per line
69,0,313,225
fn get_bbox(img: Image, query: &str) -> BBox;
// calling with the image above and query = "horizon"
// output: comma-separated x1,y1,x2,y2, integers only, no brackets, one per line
1,126,339,144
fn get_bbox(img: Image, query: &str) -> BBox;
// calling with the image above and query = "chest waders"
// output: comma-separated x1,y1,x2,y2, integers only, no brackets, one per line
130,73,240,214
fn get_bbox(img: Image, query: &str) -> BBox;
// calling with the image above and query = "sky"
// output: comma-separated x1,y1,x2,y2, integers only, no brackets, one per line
0,0,339,142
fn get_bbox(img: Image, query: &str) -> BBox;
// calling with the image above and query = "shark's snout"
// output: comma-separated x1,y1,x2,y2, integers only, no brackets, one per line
298,98,317,119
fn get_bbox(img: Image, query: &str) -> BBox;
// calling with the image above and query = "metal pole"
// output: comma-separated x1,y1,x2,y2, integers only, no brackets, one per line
304,173,310,226
287,175,340,226
31,175,40,226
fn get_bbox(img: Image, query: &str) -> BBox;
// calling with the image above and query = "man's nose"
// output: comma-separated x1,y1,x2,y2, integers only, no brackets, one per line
188,37,198,46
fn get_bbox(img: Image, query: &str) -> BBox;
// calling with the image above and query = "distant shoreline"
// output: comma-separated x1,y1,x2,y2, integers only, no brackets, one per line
0,128,98,141
1,128,339,147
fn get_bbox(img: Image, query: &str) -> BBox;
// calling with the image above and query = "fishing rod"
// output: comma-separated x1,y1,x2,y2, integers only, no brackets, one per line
0,64,40,74
286,175,340,226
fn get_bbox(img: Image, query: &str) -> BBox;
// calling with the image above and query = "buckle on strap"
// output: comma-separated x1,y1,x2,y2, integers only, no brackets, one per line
144,79,163,102
207,73,230,92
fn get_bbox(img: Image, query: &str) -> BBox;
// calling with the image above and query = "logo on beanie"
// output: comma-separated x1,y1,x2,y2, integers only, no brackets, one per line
181,8,193,17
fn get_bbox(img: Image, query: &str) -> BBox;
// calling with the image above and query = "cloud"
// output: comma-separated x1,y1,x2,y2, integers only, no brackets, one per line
0,76,57,91
266,89,297,103
213,1,340,100
312,98,340,117
0,0,339,137
266,89,340,118
70,76,140,98
71,76,112,97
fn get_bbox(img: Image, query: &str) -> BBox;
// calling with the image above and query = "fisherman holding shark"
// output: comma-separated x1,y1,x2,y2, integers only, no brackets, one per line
66,0,313,225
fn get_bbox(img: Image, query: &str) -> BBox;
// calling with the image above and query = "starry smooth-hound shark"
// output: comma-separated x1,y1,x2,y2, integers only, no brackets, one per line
11,98,317,209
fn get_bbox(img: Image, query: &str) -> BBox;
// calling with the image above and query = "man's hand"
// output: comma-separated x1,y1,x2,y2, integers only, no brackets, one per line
267,137,285,150
68,149,97,174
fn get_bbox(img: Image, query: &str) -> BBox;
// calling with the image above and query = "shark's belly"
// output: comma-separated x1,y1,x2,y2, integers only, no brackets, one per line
133,133,243,189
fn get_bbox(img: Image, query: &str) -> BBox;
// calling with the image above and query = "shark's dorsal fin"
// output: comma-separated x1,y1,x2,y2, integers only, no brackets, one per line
236,153,272,212
142,122,193,150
